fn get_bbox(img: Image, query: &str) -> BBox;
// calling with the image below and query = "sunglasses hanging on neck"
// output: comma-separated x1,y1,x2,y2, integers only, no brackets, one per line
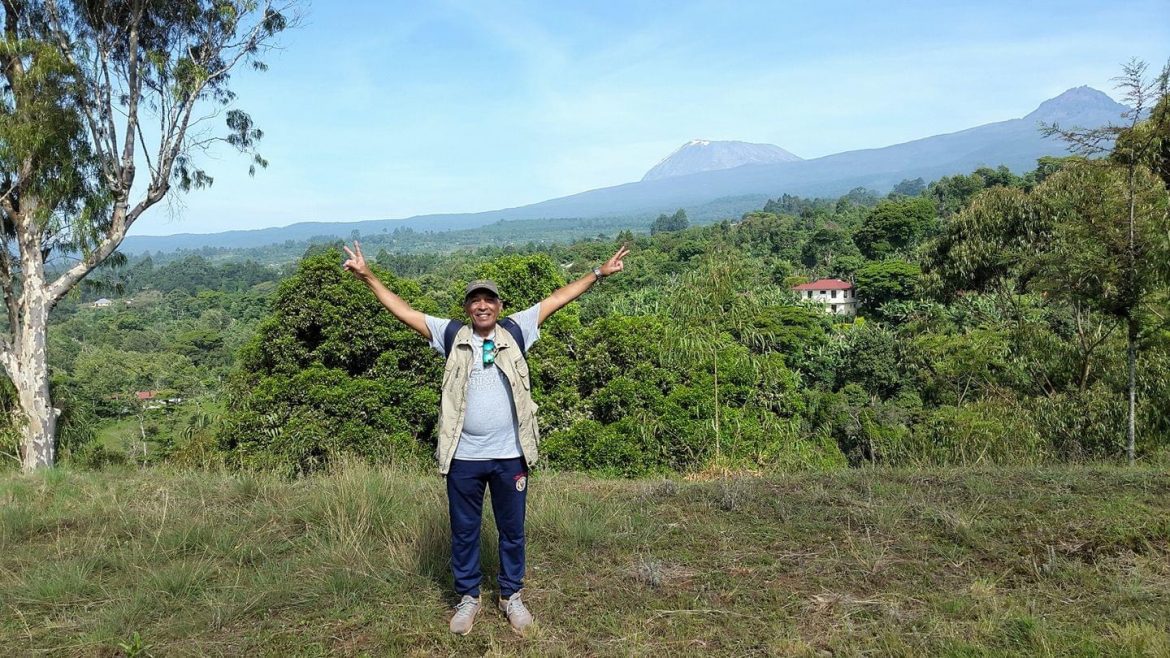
482,338,496,367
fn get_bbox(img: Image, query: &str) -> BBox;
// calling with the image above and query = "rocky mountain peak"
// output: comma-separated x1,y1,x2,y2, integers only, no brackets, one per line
1024,86,1128,124
642,140,802,182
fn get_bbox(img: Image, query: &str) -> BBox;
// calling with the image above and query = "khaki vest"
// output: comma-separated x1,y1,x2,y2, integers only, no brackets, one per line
435,324,540,474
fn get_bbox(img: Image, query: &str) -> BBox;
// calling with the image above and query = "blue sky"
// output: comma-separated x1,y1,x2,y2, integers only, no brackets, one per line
134,0,1170,235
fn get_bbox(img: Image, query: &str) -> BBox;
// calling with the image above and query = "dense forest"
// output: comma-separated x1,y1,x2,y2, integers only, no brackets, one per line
3,106,1167,476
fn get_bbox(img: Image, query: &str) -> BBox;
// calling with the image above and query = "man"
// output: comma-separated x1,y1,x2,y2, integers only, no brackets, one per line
342,241,629,635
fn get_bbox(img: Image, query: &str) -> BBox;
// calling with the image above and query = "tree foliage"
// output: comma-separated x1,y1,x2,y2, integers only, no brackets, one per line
221,249,437,474
854,259,921,313
650,208,688,235
853,197,937,259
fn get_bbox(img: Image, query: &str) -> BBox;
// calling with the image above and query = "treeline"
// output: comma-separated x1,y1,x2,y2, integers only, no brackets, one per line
68,254,286,302
12,106,1167,475
0,258,287,465
213,151,1167,475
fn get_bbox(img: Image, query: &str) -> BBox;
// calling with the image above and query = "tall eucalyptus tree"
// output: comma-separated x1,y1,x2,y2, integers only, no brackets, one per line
0,0,293,471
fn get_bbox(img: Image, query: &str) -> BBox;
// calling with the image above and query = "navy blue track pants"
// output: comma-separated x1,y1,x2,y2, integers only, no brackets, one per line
446,457,528,598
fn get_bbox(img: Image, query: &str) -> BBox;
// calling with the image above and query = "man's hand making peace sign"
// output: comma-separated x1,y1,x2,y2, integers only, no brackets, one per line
598,244,629,277
537,244,629,323
342,242,372,280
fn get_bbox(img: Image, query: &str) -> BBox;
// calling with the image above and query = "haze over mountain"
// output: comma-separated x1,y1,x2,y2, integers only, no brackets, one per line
121,86,1129,254
642,140,803,181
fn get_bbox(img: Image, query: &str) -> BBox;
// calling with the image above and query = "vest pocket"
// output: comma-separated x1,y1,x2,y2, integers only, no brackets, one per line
514,357,531,389
442,365,461,388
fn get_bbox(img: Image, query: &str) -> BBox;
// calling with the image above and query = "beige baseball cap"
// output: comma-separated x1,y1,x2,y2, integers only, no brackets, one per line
464,279,500,301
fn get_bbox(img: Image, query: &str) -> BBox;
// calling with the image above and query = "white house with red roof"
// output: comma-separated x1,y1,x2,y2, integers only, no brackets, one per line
791,278,857,316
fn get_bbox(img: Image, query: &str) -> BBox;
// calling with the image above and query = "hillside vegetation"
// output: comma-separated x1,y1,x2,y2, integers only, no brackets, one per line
9,150,1168,477
1,83,1165,476
1,464,1167,655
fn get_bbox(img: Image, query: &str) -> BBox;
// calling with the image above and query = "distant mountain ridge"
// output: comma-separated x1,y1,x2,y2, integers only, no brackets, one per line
122,86,1129,255
642,140,802,181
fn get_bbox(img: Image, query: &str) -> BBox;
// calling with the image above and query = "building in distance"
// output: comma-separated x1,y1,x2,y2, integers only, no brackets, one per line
792,278,857,316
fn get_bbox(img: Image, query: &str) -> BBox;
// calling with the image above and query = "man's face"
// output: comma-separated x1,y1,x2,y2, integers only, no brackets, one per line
464,292,502,332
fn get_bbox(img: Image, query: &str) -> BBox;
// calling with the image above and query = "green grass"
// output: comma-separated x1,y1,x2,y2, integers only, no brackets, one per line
1,464,1168,656
92,417,144,456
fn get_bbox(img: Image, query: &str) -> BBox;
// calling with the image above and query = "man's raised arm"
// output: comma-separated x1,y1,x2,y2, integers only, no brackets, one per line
538,245,629,324
343,241,432,339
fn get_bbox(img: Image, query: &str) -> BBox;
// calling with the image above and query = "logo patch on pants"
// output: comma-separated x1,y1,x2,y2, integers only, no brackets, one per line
514,474,527,492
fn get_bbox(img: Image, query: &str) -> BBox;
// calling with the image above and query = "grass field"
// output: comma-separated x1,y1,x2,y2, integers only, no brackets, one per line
1,463,1168,656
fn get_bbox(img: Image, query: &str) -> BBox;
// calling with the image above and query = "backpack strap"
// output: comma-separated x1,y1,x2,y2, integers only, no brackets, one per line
442,320,464,359
499,317,527,357
442,317,527,358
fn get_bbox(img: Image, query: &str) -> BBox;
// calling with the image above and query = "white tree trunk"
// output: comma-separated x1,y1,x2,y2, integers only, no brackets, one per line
16,286,57,473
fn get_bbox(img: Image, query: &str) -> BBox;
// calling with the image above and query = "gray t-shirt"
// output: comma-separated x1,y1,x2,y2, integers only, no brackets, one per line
425,303,541,460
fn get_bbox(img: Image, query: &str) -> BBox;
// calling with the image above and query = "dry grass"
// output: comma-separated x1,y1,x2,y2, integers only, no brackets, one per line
0,463,1168,656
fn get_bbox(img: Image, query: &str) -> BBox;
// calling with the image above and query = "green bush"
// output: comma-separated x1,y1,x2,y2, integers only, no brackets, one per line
221,249,441,474
543,418,655,477
69,442,129,469
854,259,921,315
1031,385,1126,461
896,401,1047,466
223,366,430,475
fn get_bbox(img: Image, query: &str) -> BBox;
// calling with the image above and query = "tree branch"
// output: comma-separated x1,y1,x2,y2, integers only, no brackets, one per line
96,37,123,190
0,0,23,91
117,2,144,196
1,2,35,207
43,0,120,188
43,0,294,305
135,114,156,178
0,177,18,209
45,206,127,305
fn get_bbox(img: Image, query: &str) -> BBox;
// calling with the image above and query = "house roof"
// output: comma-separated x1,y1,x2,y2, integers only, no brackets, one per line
135,391,158,401
791,278,853,291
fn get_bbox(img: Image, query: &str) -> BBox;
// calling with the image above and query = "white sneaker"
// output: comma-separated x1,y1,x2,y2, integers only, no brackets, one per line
449,594,481,635
498,591,534,635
